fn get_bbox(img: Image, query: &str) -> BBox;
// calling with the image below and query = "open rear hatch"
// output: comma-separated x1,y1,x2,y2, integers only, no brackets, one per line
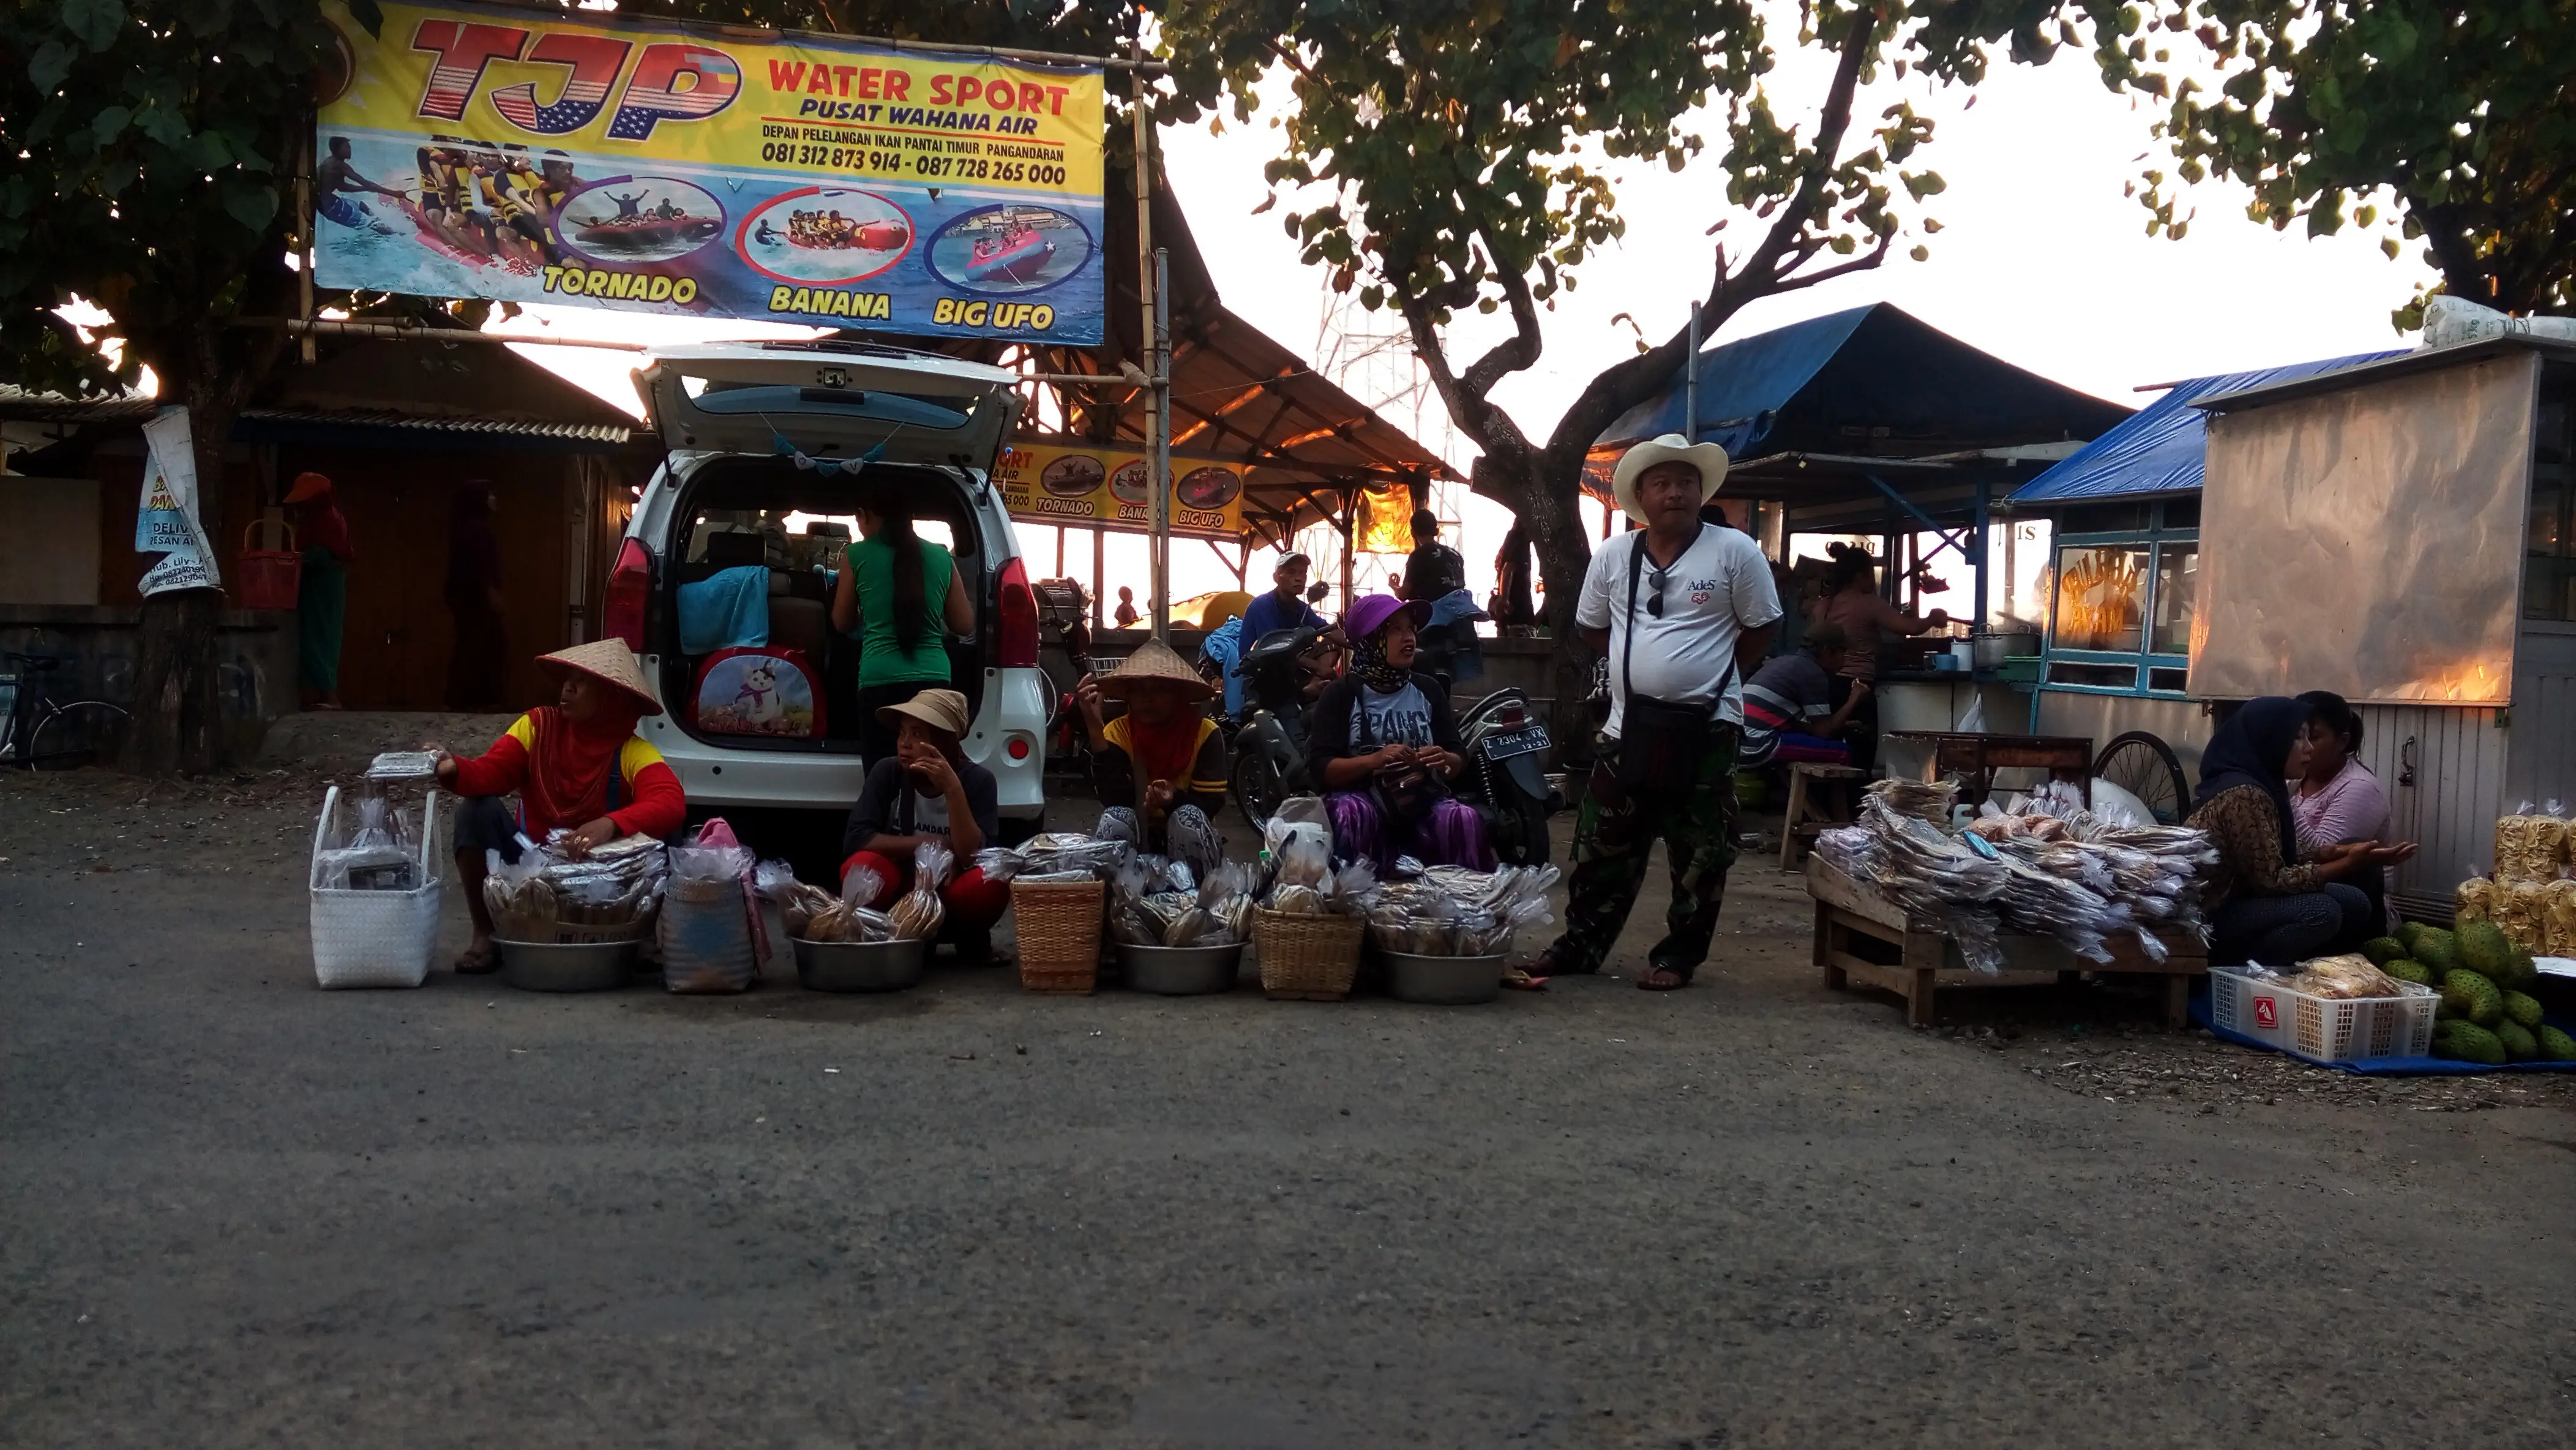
635,339,1021,472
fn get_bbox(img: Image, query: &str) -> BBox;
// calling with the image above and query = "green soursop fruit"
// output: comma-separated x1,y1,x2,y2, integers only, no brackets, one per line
2440,970,2504,1027
2537,1025,2576,1062
2457,919,2514,977
2434,1020,2507,1065
2361,936,2410,966
2397,921,2429,953
2503,991,2545,1029
2414,928,2460,974
2494,1020,2539,1062
2501,949,2539,993
2383,958,2435,986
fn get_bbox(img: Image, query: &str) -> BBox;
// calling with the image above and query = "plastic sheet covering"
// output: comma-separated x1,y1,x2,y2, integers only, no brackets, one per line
2191,351,2538,705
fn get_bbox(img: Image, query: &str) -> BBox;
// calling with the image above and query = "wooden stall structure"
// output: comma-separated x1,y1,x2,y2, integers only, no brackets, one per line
1,331,654,722
1807,854,2208,1028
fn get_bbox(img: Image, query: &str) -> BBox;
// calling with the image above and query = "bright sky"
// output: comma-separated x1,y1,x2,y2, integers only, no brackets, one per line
492,17,2438,618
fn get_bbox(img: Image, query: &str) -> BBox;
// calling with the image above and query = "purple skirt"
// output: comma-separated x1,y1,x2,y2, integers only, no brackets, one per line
1325,789,1496,872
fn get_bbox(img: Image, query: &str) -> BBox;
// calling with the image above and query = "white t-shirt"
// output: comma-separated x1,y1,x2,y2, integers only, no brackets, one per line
1577,524,1782,737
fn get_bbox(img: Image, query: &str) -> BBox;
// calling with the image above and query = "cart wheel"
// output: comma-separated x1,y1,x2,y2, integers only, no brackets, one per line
2094,731,2190,824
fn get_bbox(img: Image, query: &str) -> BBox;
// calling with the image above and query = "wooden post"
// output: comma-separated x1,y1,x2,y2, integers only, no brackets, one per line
1090,526,1104,627
296,136,316,365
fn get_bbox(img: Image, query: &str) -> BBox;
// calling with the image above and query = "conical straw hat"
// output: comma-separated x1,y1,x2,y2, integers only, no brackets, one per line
1095,637,1214,700
536,638,663,715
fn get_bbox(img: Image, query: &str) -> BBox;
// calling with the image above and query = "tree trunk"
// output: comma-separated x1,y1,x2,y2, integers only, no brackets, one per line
117,381,241,777
1477,449,1599,761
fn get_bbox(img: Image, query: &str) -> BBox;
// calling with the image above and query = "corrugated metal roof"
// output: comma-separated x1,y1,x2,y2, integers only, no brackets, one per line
2009,351,2405,505
0,394,629,444
2190,334,2576,413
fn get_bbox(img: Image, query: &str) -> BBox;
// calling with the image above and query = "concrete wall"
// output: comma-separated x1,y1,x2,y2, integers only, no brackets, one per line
0,477,103,605
0,604,294,762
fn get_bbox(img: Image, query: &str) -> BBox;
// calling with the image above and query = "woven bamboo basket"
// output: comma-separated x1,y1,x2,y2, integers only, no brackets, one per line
1012,878,1106,993
1253,908,1366,1000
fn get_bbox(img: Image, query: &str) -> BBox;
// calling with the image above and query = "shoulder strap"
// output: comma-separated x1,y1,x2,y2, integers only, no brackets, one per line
1623,526,1733,713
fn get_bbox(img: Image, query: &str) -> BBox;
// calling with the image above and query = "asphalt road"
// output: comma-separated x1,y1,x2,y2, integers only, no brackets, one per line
3,752,2572,1448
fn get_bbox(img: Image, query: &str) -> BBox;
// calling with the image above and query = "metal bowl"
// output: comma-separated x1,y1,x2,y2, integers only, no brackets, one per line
1379,950,1507,1005
498,937,637,993
793,936,930,993
1118,941,1244,995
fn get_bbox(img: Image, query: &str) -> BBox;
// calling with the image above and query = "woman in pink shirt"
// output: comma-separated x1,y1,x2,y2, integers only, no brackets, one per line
2291,691,2394,926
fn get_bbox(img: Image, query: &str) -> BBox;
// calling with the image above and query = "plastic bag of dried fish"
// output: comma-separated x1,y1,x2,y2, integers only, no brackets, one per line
1194,862,1256,946
889,840,951,941
1868,778,1959,823
974,831,1131,884
803,862,896,943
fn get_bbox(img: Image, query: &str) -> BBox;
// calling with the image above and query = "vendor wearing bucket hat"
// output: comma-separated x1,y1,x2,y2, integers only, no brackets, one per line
1076,638,1230,857
839,688,1012,963
1535,434,1781,991
1304,593,1494,873
429,639,689,973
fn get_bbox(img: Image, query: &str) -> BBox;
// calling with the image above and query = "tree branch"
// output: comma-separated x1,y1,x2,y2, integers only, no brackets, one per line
1534,8,1882,468
1401,288,1532,476
1765,232,1894,298
1458,230,1544,400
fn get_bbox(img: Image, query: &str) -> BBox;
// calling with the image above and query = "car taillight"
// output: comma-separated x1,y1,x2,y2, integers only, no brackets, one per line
1006,735,1031,761
603,538,652,650
996,557,1039,668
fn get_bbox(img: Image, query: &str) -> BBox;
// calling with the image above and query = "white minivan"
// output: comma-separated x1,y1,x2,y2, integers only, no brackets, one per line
603,339,1049,841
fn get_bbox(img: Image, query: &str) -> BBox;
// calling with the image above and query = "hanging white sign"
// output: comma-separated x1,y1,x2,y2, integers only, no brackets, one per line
135,406,219,596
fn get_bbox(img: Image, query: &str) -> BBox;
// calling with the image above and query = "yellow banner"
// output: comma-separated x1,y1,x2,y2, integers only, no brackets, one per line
992,440,1248,539
312,2,1107,341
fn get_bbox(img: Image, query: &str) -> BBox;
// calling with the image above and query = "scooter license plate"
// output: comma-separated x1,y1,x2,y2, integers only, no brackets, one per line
1486,726,1551,759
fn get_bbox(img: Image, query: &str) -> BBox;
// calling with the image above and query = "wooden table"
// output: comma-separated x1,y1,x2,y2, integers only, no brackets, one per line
1806,854,2207,1027
1881,731,2093,811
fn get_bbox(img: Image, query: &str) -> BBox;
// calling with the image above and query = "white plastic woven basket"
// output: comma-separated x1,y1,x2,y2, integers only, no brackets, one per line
2209,966,2439,1064
309,784,445,990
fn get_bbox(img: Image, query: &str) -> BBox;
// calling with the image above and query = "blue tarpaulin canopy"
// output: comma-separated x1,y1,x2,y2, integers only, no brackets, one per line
1596,302,2132,460
2009,351,2405,505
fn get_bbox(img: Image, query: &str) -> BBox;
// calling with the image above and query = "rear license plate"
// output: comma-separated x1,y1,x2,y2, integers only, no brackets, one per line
1486,726,1551,759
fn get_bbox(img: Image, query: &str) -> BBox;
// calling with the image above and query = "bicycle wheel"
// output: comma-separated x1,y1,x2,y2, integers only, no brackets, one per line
2094,730,2190,824
28,700,130,771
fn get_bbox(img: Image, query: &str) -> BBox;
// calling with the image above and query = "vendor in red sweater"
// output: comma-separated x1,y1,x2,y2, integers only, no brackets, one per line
839,689,1011,964
428,639,687,973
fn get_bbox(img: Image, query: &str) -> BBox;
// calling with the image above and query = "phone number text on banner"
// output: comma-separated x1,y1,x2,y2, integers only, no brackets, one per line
993,441,1248,540
312,1,1106,343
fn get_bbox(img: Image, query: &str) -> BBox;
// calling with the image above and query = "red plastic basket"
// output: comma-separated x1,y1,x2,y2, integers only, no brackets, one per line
235,519,301,611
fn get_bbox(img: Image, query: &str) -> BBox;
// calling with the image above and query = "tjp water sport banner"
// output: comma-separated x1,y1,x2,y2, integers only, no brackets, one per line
312,2,1106,343
990,439,1247,541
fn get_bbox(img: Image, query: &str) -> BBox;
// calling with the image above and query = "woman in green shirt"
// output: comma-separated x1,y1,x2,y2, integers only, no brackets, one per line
830,483,975,763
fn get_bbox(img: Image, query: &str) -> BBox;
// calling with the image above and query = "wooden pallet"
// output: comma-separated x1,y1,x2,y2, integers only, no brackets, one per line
1806,854,2207,1027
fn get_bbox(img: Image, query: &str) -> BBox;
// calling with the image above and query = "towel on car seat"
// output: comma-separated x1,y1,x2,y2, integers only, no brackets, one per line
678,566,771,655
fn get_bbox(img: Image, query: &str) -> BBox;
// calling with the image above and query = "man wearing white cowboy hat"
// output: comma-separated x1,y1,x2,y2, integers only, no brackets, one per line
1533,433,1781,991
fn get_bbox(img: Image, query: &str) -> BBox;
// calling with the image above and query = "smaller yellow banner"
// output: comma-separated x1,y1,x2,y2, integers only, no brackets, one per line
992,440,1246,539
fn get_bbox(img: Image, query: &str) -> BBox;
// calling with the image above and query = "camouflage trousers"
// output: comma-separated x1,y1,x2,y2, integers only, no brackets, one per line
1543,725,1739,980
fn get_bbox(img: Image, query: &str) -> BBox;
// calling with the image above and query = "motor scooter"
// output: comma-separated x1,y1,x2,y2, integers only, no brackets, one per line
1228,625,1327,827
1454,686,1557,866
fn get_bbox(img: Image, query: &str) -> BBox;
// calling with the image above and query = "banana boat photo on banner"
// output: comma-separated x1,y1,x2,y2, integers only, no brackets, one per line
990,440,1247,539
311,1,1106,344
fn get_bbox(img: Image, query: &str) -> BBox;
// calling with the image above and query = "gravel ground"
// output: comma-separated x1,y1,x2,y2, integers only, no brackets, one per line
3,716,2572,1446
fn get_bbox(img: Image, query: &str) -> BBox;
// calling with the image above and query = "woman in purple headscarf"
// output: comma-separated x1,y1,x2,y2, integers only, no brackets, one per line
444,481,509,709
1301,593,1494,871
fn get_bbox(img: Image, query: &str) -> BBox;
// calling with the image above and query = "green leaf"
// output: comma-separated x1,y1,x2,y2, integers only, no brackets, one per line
28,39,74,91
221,180,277,234
60,0,125,53
91,105,130,144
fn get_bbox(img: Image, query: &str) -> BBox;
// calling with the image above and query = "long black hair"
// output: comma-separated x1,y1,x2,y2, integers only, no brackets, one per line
1824,541,1877,595
863,479,930,653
